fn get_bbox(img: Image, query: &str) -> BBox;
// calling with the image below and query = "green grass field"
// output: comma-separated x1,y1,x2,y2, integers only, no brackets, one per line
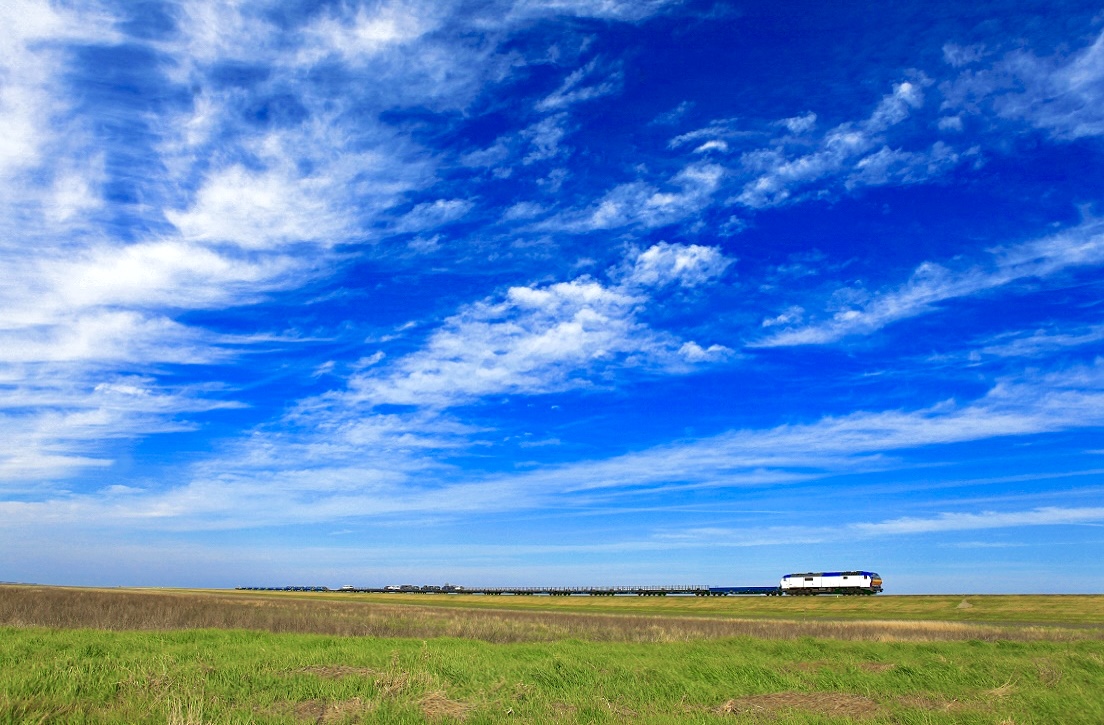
2,586,1102,723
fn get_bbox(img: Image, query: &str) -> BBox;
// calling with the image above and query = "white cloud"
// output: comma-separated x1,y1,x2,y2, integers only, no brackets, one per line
866,79,925,131
563,162,724,231
756,217,1104,346
6,357,1104,527
163,107,430,250
165,0,273,71
655,503,1104,549
974,325,1104,359
348,278,665,407
0,311,218,366
166,165,346,248
846,141,962,188
3,240,303,332
0,2,436,483
944,29,1104,140
693,139,728,153
678,341,732,362
0,1,117,179
853,507,1104,535
341,242,732,408
298,3,431,65
942,43,986,68
732,79,950,209
0,373,239,483
651,100,693,126
938,115,964,132
536,58,622,112
507,0,677,23
394,198,475,233
623,241,732,288
761,306,804,328
95,294,1091,532
668,117,751,149
522,113,570,164
461,361,1104,503
502,201,546,221
0,0,686,496
778,111,817,134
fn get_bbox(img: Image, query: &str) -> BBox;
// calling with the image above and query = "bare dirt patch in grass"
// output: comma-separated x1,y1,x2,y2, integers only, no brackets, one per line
719,691,882,719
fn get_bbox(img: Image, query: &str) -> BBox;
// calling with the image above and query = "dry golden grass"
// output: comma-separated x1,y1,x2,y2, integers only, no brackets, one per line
1,585,1099,642
295,589,1104,626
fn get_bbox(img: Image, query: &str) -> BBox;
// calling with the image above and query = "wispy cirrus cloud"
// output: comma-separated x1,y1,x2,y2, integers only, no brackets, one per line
550,75,965,239
5,358,1104,529
347,243,734,408
852,506,1104,536
296,2,434,65
2,240,735,521
7,0,660,484
536,58,623,112
729,79,963,208
506,0,678,23
468,359,1104,502
943,28,1104,140
393,198,475,233
755,216,1104,347
3,0,1103,591
0,1,118,180
547,162,724,231
0,373,240,483
658,505,1104,549
971,325,1104,360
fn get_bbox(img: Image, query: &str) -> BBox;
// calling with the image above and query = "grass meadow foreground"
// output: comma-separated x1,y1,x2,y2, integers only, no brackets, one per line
1,587,1102,724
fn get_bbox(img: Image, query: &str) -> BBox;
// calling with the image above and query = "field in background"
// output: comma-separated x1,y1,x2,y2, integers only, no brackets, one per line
2,586,1103,723
3,586,1104,641
225,589,1104,627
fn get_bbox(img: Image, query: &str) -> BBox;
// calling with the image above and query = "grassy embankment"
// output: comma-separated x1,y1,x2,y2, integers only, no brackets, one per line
2,586,1103,723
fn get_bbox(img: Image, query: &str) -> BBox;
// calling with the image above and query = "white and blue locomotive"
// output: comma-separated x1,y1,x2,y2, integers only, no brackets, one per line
779,570,882,595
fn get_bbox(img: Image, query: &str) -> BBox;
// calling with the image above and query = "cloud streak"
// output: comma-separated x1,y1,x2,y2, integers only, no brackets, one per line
348,243,733,408
755,217,1104,346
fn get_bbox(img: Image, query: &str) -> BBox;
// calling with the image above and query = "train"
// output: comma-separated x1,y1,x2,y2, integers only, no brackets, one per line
779,571,883,596
239,570,883,596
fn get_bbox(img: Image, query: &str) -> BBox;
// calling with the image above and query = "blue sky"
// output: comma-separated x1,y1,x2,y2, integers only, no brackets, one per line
3,0,1104,593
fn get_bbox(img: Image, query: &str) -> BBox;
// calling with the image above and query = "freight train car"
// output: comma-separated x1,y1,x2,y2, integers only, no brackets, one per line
779,571,882,595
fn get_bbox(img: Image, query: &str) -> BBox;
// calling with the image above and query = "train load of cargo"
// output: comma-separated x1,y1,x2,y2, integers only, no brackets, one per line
240,570,883,596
